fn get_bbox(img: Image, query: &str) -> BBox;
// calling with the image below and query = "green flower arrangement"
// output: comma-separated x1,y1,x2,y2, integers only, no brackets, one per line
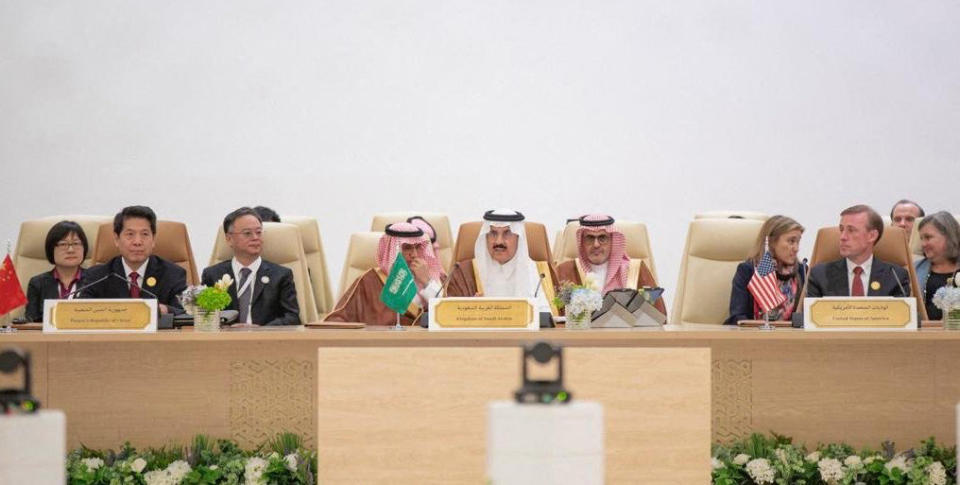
181,274,233,314
712,432,955,485
66,432,316,485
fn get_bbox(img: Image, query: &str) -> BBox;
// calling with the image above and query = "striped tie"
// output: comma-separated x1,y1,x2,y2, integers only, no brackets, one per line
238,268,252,323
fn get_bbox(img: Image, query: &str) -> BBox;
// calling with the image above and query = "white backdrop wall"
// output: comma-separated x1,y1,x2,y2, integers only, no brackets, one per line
2,1,958,312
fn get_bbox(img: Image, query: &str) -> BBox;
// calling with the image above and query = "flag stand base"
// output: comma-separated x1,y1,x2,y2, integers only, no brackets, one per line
391,313,405,331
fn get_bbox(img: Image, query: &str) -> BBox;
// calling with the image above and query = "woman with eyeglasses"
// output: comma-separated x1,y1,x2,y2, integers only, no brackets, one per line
25,220,89,322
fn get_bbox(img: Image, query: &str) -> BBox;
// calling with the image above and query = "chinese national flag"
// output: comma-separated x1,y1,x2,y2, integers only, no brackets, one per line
0,254,27,315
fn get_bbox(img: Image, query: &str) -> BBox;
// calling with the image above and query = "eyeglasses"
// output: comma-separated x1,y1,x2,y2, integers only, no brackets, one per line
583,235,610,245
230,229,263,238
55,241,84,250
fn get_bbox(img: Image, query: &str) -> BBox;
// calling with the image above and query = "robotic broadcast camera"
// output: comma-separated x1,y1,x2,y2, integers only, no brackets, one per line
0,348,40,414
514,341,572,405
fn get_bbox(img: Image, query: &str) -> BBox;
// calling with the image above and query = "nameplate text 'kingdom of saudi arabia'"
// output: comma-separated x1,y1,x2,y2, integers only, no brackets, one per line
429,297,537,331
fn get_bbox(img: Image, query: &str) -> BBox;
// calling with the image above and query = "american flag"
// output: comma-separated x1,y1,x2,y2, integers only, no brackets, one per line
747,249,786,313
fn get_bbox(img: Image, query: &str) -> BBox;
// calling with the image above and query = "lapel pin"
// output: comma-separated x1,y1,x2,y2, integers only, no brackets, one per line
146,276,157,287
261,276,270,284
870,281,880,291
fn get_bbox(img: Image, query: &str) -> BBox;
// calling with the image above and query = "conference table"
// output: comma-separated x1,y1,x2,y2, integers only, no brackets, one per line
1,325,957,482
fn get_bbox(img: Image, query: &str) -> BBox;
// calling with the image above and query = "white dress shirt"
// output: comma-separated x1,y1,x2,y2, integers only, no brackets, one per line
586,263,608,289
231,256,262,324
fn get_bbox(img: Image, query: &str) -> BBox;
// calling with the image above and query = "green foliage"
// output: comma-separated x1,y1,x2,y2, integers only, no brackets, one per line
712,433,956,485
67,433,316,485
195,286,231,312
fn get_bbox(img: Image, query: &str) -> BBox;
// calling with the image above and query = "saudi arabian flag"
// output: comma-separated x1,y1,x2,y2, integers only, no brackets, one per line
380,255,418,314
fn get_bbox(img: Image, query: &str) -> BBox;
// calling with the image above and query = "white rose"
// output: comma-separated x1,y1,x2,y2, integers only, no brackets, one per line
244,457,268,485
805,451,821,462
928,461,947,485
774,448,788,463
284,453,298,472
818,457,845,484
82,457,104,470
885,455,910,472
166,460,192,482
733,453,750,465
143,470,167,485
843,455,862,467
745,458,775,484
131,457,147,473
711,457,724,469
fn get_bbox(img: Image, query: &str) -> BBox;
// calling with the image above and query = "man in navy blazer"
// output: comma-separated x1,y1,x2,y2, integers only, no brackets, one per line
807,205,910,298
81,206,187,314
201,207,300,326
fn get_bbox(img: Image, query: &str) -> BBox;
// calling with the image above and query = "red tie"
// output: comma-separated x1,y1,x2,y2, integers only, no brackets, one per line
129,272,141,298
851,266,864,297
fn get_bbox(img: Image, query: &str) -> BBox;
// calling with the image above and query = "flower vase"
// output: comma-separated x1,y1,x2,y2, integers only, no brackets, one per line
194,309,221,332
946,309,960,331
566,313,591,330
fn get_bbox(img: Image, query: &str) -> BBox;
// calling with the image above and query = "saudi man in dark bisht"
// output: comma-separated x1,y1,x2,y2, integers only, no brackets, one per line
445,209,553,312
554,214,667,315
325,221,445,325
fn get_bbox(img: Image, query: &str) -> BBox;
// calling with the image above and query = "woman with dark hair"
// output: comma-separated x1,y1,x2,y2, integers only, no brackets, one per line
25,220,89,322
915,211,960,320
726,215,806,324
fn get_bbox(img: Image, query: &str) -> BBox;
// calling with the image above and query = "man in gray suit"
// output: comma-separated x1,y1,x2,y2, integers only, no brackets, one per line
201,207,300,325
807,204,910,298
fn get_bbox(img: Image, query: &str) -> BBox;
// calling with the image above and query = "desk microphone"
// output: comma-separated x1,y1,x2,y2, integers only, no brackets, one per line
434,271,452,298
533,273,546,298
109,272,161,299
888,267,907,298
64,274,110,299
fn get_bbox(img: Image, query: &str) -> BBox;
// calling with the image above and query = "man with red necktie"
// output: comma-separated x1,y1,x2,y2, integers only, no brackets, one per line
80,206,187,314
806,205,910,298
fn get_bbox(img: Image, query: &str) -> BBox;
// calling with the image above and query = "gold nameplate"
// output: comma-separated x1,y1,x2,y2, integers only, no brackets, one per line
44,299,158,333
803,297,917,331
429,297,537,331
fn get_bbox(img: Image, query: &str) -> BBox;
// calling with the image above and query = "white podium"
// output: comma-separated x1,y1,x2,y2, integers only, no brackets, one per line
0,410,65,484
487,401,604,485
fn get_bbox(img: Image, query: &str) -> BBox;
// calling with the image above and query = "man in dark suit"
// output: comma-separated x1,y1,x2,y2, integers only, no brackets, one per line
81,206,187,314
807,204,910,298
201,207,300,326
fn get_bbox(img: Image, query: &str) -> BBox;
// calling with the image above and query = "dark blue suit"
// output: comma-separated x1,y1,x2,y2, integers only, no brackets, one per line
725,260,806,325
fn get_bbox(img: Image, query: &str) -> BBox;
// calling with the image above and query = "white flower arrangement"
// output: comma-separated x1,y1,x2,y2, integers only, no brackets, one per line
143,460,191,485
215,273,234,291
843,454,862,467
284,453,298,472
244,456,268,485
884,454,911,472
932,285,960,312
817,457,844,484
732,453,750,465
745,458,775,484
927,461,947,485
81,457,104,470
773,447,788,463
131,457,147,473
